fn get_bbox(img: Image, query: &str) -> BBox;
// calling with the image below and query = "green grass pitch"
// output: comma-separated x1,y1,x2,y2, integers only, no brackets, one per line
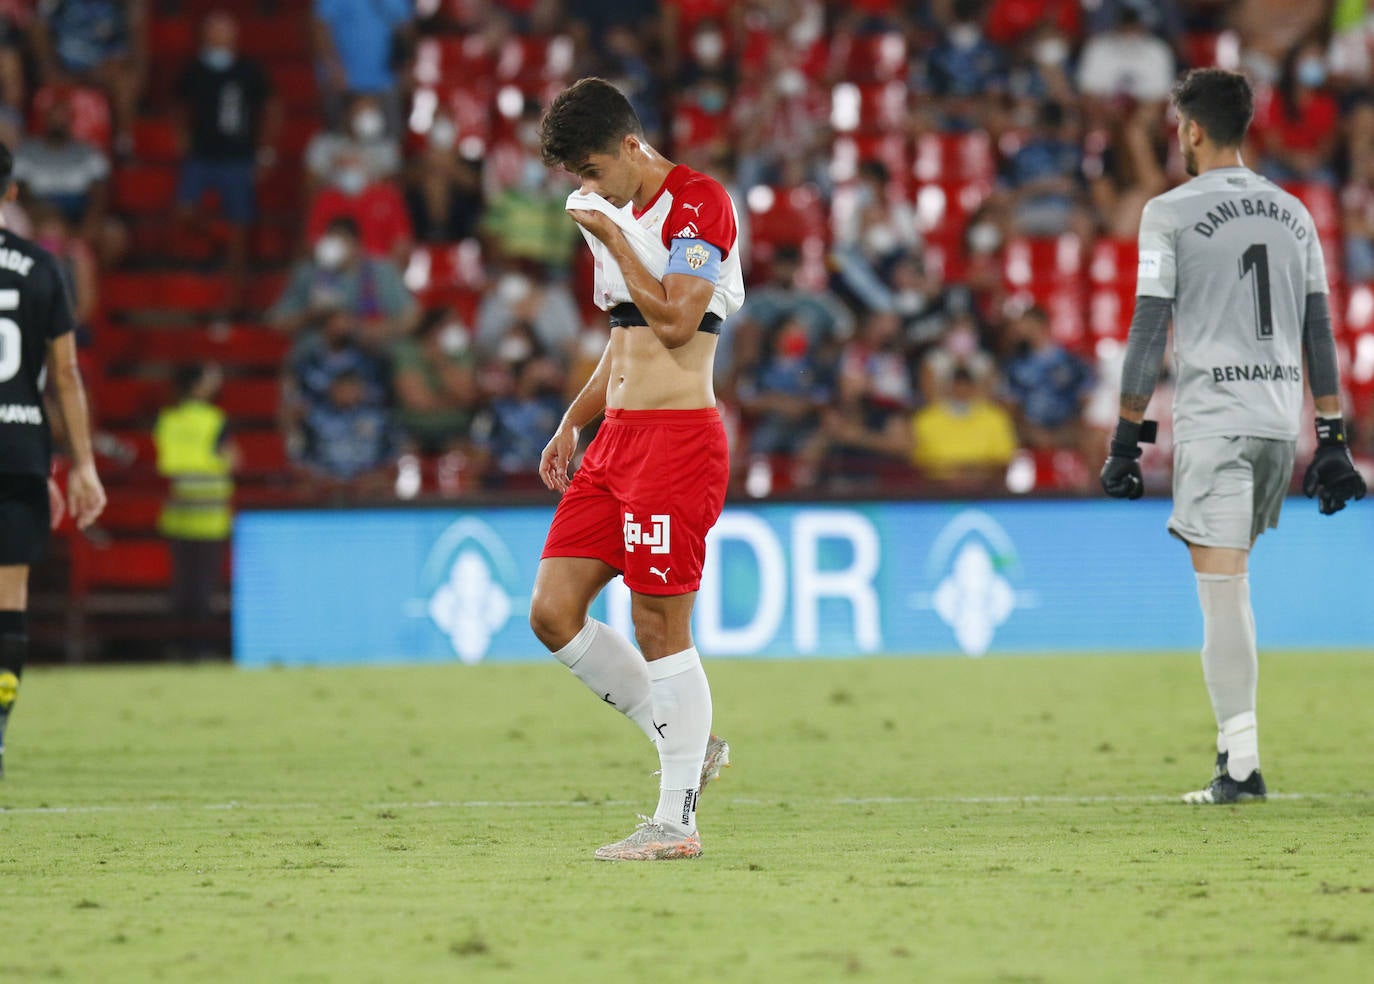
2,651,1372,982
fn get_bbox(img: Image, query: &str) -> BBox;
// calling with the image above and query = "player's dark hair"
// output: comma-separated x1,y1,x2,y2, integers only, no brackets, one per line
0,141,12,198
173,364,209,399
1171,68,1254,149
539,78,643,169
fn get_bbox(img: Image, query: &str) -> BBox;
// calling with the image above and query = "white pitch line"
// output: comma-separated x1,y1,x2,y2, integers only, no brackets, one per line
1,791,1370,817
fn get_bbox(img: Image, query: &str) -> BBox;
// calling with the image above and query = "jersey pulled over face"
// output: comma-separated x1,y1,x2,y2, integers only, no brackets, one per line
1136,167,1327,443
594,163,746,322
0,230,75,476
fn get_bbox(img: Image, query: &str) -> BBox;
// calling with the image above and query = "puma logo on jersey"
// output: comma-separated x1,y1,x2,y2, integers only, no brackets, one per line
649,566,671,583
681,202,704,217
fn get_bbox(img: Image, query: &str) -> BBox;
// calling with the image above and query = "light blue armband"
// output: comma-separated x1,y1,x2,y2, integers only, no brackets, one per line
665,238,723,283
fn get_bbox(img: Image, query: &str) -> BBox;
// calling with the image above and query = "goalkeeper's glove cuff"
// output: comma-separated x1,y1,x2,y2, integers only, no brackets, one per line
1109,417,1157,460
1315,415,1347,448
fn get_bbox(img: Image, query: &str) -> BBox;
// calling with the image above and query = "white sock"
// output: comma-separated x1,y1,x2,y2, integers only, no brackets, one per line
647,647,712,835
552,619,656,742
1221,711,1260,781
1196,572,1259,778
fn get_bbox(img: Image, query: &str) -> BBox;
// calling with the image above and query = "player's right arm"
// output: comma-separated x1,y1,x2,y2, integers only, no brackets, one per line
47,332,105,528
1102,198,1175,499
539,339,612,493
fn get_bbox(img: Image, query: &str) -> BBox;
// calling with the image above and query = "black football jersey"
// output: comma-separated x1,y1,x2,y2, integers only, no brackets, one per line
0,229,75,476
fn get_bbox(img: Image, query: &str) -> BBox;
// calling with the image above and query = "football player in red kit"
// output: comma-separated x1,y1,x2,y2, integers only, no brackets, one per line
527,78,745,860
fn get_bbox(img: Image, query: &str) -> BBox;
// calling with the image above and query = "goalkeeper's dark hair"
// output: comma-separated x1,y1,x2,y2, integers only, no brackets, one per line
1171,68,1254,149
539,78,643,169
0,140,12,198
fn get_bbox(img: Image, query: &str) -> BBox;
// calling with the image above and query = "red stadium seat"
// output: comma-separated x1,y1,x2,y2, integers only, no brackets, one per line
234,431,289,476
96,491,165,532
79,539,172,589
94,377,173,423
413,36,496,87
830,133,911,189
830,81,907,135
218,378,280,420
828,31,907,83
133,119,180,163
913,131,996,184
913,179,993,239
113,165,178,213
745,184,828,258
1003,235,1084,286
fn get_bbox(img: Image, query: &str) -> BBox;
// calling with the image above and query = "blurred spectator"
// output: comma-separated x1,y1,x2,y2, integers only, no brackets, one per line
474,266,581,360
1002,305,1094,449
282,307,391,425
269,216,417,340
816,342,913,488
0,0,31,114
312,0,412,131
392,306,479,454
1000,101,1091,238
1004,24,1078,115
480,103,577,268
984,0,1081,49
1328,0,1374,87
1342,150,1374,282
305,92,401,192
600,23,662,143
919,312,996,401
403,112,482,242
475,356,565,481
1253,41,1339,184
1076,7,1175,106
294,368,399,489
30,201,97,346
1085,0,1183,43
921,0,1006,131
174,10,281,319
911,364,1017,489
831,159,920,312
1088,103,1168,239
30,0,146,153
153,364,236,659
736,315,832,469
13,93,108,236
305,150,413,262
838,309,915,410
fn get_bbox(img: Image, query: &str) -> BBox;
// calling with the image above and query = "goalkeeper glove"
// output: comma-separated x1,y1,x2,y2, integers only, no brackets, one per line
1302,416,1367,515
1100,418,1156,500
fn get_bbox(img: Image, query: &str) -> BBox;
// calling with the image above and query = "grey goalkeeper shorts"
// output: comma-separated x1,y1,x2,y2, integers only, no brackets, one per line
1168,436,1296,549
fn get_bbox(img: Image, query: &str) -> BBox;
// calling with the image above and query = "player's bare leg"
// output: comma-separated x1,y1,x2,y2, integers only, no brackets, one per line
0,564,30,778
530,557,660,740
1183,542,1266,804
595,591,713,861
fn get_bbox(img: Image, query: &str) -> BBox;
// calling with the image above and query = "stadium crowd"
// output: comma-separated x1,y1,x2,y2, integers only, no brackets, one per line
6,0,1374,499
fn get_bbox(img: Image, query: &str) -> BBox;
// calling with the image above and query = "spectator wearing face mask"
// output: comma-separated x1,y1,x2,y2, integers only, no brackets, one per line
480,102,577,268
911,364,1017,490
474,266,581,360
1254,41,1340,184
269,216,417,340
403,112,482,242
29,201,97,347
392,306,479,455
312,0,412,133
305,93,400,193
305,145,413,263
921,0,1007,131
12,94,108,237
173,10,281,319
1076,7,1175,107
292,368,399,491
830,159,921,313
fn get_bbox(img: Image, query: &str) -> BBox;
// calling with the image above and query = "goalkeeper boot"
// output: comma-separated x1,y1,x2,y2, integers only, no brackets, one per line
1183,766,1267,805
699,733,731,796
594,817,702,861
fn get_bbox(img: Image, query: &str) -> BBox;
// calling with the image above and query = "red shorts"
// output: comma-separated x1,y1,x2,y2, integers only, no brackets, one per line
541,407,729,595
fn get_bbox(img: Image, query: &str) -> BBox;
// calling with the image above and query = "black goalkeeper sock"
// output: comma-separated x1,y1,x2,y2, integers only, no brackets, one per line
0,610,27,758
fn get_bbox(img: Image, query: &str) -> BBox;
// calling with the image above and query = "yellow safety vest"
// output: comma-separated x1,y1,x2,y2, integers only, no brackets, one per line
153,400,233,541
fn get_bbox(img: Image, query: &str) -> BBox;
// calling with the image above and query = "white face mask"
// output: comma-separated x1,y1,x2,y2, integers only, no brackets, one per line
864,224,899,256
692,29,725,65
968,222,1001,254
950,24,980,50
429,118,457,150
1033,37,1068,67
498,334,533,363
352,108,385,141
314,235,350,270
437,323,469,356
496,273,532,305
776,68,807,97
335,166,368,196
202,47,234,70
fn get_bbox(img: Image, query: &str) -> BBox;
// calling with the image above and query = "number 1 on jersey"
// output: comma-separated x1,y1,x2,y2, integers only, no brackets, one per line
1239,243,1273,340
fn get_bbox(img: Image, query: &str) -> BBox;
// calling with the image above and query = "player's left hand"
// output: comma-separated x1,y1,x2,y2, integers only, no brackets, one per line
1303,418,1367,515
47,477,66,530
568,209,622,245
1100,417,1147,500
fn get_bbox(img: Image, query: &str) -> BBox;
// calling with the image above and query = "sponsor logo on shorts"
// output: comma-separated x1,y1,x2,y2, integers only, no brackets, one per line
684,244,710,270
624,512,671,555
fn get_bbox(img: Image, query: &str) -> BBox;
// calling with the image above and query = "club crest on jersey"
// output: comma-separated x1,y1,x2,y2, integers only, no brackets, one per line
684,243,710,271
624,512,670,554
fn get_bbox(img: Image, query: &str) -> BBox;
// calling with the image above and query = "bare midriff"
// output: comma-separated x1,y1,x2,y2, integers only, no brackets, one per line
604,324,717,410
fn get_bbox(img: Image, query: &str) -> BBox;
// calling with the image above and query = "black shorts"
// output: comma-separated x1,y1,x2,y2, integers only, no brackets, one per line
0,474,50,566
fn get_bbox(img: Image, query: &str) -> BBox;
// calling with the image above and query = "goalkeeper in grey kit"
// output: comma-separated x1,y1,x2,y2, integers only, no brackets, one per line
1100,69,1366,804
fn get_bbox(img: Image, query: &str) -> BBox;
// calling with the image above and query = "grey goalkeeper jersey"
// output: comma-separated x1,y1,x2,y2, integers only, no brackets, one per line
1136,166,1328,443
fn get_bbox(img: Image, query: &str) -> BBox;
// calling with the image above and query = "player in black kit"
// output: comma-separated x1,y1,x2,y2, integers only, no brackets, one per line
0,141,106,776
